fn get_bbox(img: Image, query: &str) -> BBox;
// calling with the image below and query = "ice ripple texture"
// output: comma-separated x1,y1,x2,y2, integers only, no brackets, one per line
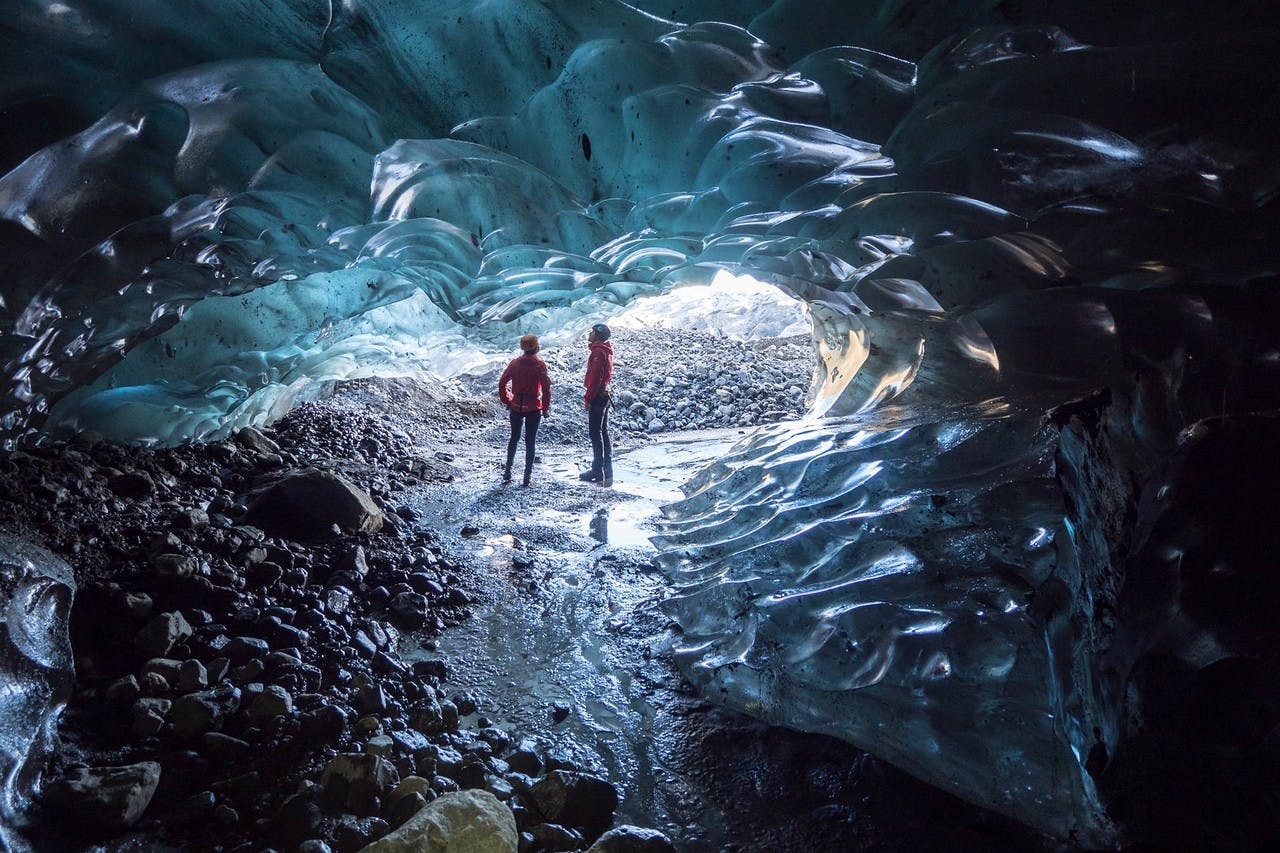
2,0,1280,843
654,405,1099,836
0,537,74,849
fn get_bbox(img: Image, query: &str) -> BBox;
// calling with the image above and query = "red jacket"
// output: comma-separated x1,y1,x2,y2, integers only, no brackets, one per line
499,353,551,413
584,340,613,404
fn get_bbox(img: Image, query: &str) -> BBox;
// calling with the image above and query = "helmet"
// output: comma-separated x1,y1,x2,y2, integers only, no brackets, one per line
590,323,611,341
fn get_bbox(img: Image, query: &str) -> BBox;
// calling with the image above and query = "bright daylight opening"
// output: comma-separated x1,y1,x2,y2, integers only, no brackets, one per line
610,269,810,340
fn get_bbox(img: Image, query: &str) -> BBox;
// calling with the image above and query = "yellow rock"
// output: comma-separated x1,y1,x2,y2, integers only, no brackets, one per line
358,789,517,853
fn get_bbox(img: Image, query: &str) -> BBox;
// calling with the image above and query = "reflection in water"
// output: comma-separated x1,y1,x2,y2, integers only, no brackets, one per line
590,508,609,544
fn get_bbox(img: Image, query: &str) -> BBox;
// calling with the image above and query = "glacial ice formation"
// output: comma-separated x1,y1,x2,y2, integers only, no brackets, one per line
0,537,74,847
2,0,1280,844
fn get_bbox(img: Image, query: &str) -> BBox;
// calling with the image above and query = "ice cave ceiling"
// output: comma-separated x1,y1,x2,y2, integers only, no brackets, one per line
3,0,1280,846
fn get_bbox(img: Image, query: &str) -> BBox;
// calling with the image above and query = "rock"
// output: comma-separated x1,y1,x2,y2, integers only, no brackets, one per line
229,658,265,685
323,586,353,616
302,703,348,740
138,670,169,696
390,591,428,628
249,684,293,717
235,426,281,455
321,753,399,815
336,815,390,851
413,659,449,682
226,635,270,661
172,508,210,529
203,731,251,762
121,591,153,620
170,685,241,738
243,468,384,540
486,777,513,801
206,657,230,684
337,544,370,579
298,842,332,853
274,785,323,848
131,698,170,736
389,776,434,806
585,826,676,853
141,657,183,685
530,823,583,851
107,470,154,499
152,553,200,578
529,771,618,841
357,789,517,853
105,675,141,706
136,611,193,658
411,695,445,735
42,762,161,829
388,791,430,829
176,659,209,692
505,742,542,776
365,734,395,757
389,728,431,755
172,790,216,827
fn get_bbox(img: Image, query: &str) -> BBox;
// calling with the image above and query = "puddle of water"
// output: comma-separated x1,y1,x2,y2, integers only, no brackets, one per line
611,429,744,505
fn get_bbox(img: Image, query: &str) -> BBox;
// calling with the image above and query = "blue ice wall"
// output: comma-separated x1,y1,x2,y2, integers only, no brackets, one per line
2,0,1279,843
5,1,1274,445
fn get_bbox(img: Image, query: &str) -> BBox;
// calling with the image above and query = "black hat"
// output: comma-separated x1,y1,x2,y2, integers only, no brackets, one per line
591,323,611,341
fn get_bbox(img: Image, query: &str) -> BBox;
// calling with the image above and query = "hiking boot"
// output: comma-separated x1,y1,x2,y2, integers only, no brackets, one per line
522,467,532,487
578,467,602,482
502,463,512,483
600,460,613,488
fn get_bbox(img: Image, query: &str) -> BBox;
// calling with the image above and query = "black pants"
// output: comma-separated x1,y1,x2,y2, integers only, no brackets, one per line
588,393,611,472
507,410,541,474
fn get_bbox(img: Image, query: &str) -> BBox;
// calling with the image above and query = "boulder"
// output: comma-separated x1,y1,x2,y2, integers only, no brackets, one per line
249,684,293,717
107,470,154,498
151,553,200,578
130,697,170,736
585,826,676,853
170,685,241,738
530,823,582,851
42,762,161,829
135,611,192,659
243,468,383,540
529,771,617,841
235,426,281,455
357,789,517,853
321,753,399,815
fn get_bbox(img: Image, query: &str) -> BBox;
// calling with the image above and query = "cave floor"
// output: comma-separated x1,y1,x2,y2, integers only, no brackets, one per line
392,418,1052,852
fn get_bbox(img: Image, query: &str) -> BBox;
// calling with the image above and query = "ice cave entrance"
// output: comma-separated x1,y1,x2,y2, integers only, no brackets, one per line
608,270,810,342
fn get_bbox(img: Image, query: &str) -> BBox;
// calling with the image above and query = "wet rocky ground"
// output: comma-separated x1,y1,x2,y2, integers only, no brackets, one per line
0,327,1050,853
1,378,656,853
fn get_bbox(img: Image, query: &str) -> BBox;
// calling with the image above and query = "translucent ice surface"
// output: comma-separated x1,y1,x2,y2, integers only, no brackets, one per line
0,537,74,849
2,0,1280,842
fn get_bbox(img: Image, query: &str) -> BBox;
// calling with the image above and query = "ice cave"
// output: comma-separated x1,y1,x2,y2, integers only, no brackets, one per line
2,1,1279,851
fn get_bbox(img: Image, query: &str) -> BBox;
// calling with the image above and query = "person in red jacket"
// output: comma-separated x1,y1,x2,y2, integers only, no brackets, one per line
579,323,614,486
498,334,551,486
